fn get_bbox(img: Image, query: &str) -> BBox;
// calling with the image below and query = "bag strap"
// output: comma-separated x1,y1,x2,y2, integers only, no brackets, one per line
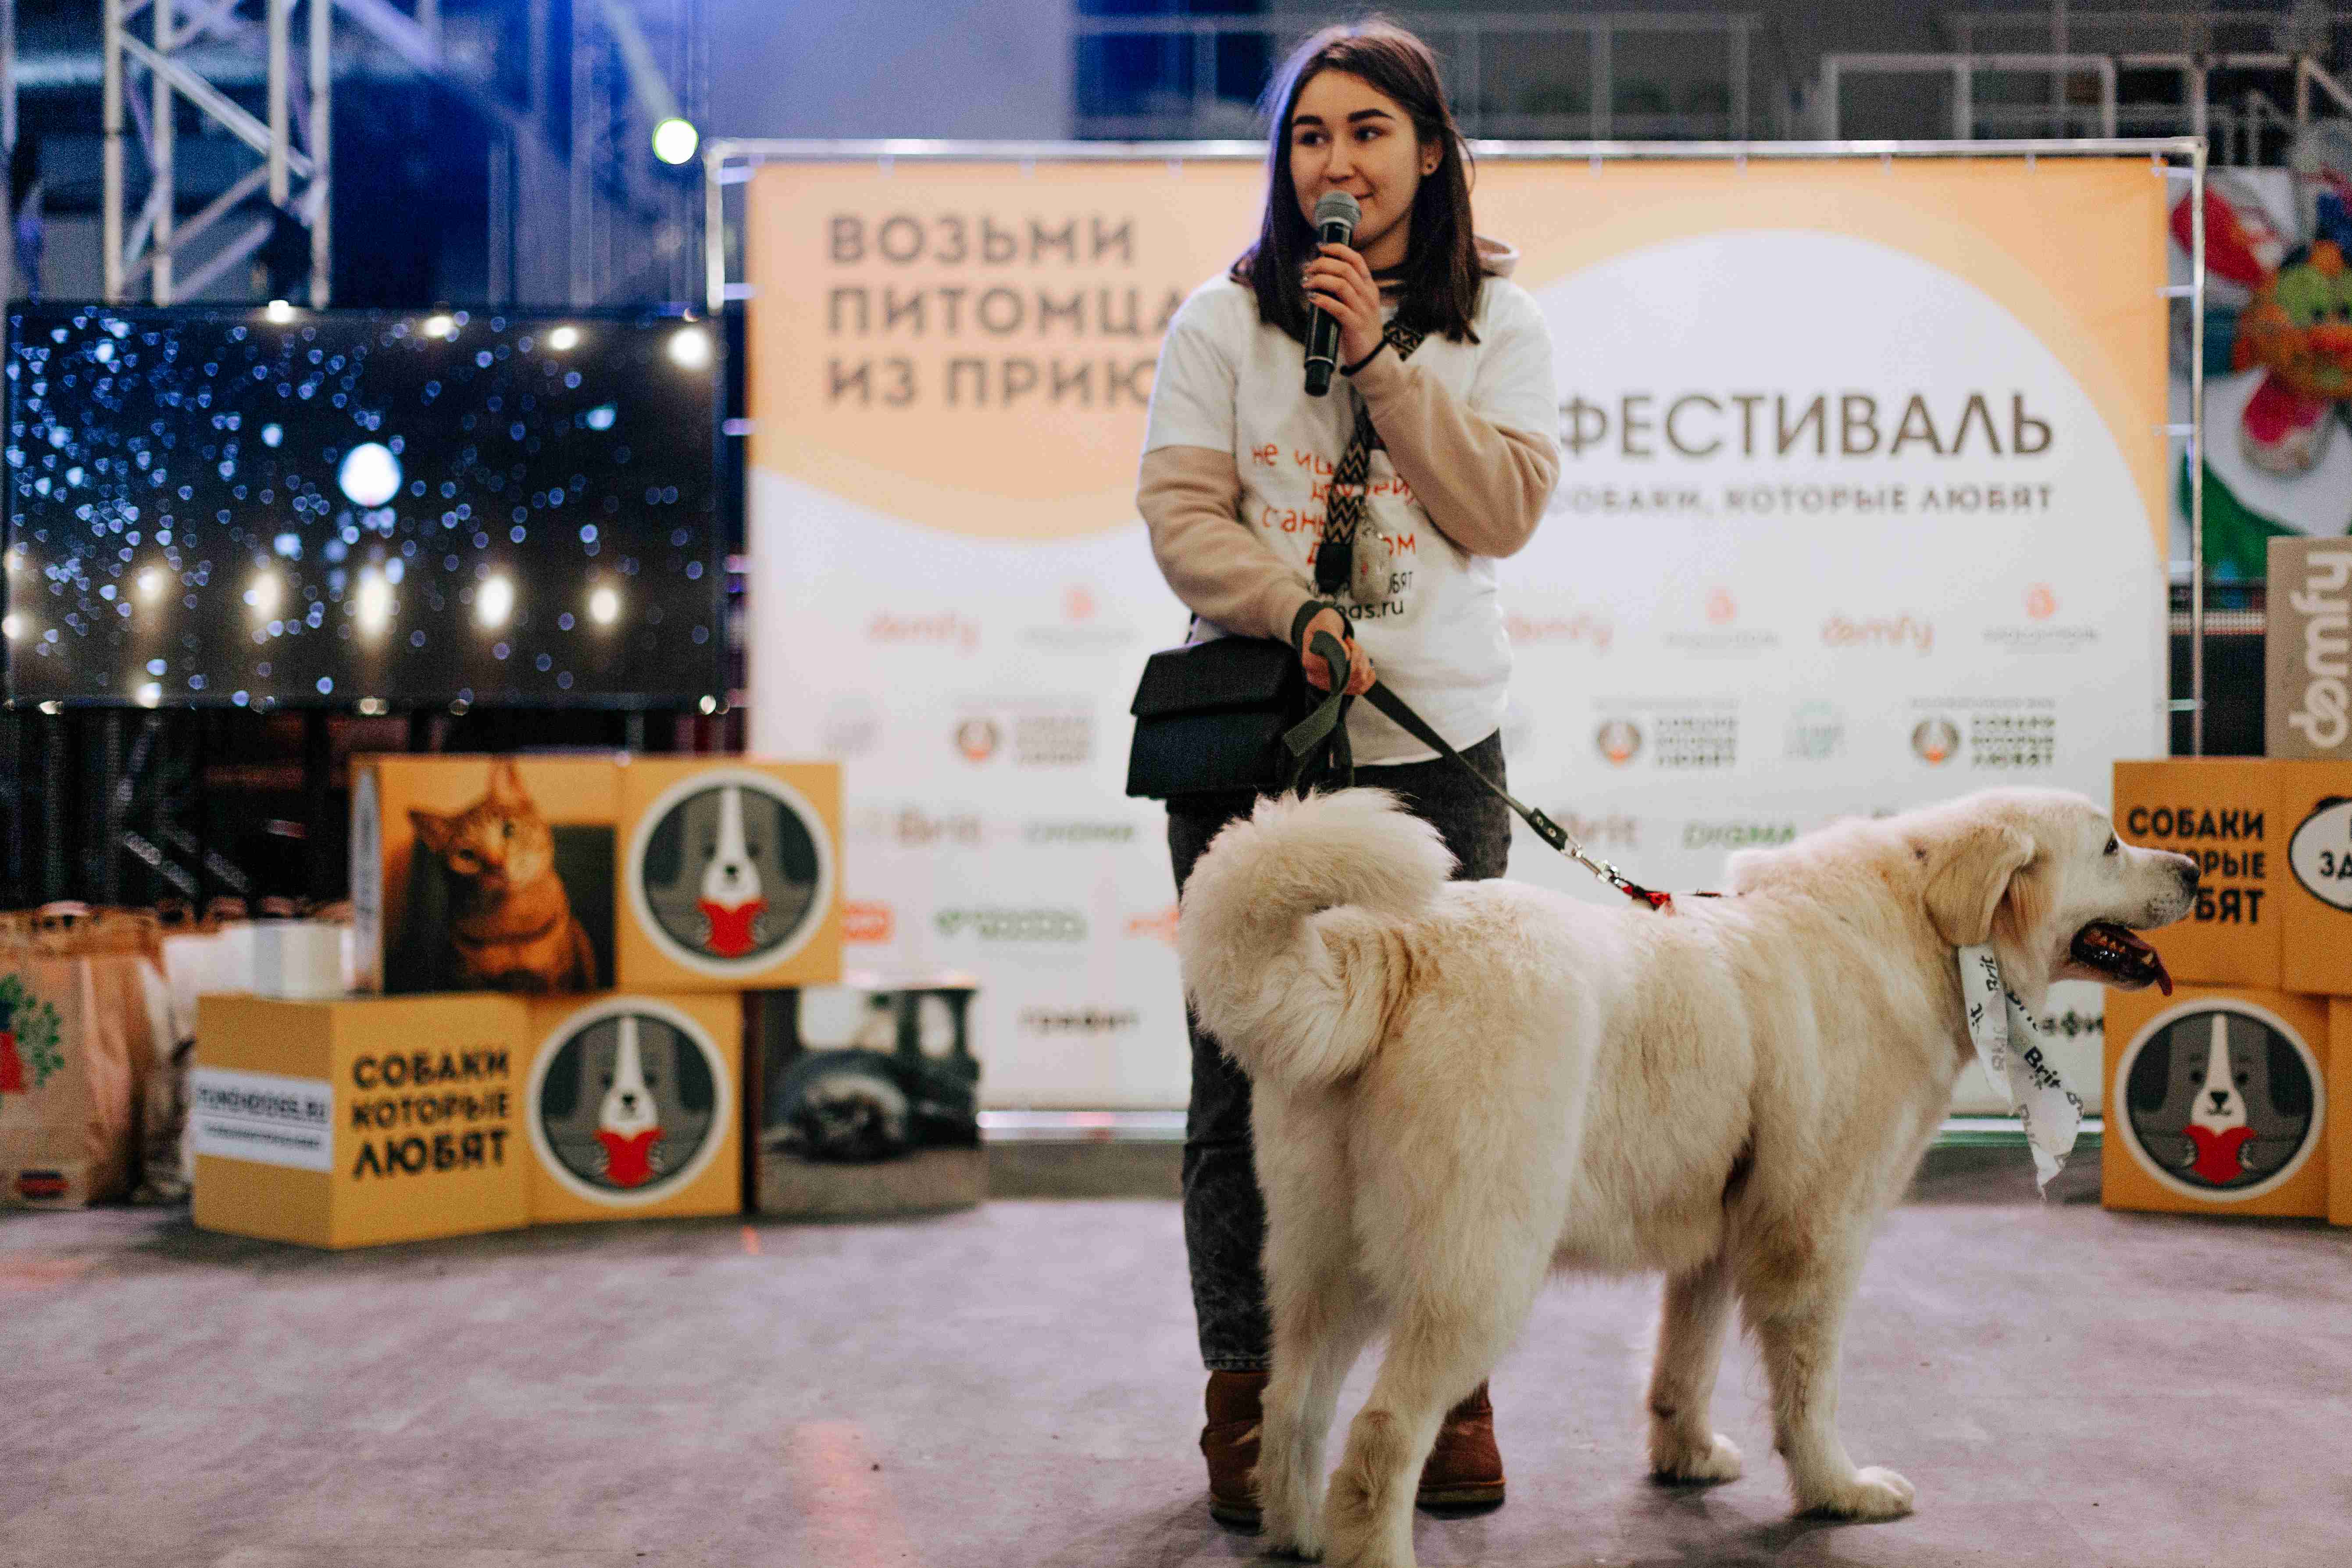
1316,321,1426,596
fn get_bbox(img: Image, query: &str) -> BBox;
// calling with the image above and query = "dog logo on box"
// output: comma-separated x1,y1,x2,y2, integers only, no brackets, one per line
526,1000,733,1204
626,769,834,978
2116,1000,2325,1201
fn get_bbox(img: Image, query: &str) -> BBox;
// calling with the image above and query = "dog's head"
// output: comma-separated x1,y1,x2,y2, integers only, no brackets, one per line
1902,789,2199,1010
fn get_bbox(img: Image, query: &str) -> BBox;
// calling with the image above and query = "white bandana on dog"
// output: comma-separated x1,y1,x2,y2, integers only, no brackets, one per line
1956,946,2085,1193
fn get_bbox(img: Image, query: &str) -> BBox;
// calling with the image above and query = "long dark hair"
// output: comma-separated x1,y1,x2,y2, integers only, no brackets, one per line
1232,21,1487,344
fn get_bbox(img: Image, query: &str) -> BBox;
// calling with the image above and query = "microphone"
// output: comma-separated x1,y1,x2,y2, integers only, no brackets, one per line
1303,189,1360,397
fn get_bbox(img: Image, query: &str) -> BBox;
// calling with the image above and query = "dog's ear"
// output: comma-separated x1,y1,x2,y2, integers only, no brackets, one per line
1920,821,2036,947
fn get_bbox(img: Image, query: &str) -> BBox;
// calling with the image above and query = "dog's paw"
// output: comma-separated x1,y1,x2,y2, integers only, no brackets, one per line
1264,1497,1326,1561
1802,1465,1916,1521
1650,1432,1743,1485
1264,1524,1324,1561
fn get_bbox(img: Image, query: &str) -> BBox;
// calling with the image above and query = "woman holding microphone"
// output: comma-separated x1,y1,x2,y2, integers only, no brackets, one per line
1136,20,1562,1529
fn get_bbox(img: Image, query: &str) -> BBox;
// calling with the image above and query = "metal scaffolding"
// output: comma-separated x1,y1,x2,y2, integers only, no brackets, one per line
100,0,332,305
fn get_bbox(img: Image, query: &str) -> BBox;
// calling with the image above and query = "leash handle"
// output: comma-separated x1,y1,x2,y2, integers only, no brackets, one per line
1360,682,1681,912
1278,629,1355,790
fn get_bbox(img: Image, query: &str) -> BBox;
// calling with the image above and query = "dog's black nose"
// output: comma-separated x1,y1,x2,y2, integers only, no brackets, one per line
2209,1089,2230,1111
2177,857,2200,890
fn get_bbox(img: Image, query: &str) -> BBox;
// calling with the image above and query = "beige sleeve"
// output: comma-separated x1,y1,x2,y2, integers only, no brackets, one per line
1138,445,1316,643
1348,348,1560,558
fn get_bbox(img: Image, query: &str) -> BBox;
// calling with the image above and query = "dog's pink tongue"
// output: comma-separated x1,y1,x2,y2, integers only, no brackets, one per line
699,898,766,958
598,1127,661,1188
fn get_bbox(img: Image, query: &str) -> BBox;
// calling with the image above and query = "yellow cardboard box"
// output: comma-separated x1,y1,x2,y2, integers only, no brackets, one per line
2103,982,2330,1219
522,992,742,1222
2112,760,2282,989
192,993,530,1249
2277,761,2352,996
615,758,842,992
350,754,624,995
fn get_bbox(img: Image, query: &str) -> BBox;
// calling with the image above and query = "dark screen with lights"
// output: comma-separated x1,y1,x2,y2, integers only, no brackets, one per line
4,305,723,708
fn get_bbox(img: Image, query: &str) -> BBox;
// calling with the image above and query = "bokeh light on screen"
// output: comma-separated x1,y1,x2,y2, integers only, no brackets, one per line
337,442,403,508
588,585,620,625
477,575,514,628
355,571,393,636
4,305,721,705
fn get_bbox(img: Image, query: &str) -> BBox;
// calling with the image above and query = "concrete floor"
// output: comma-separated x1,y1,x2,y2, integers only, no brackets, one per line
4,1172,2349,1568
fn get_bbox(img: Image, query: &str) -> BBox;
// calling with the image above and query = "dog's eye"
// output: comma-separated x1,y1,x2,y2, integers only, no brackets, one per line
600,1073,613,1088
2103,836,2119,856
2234,1071,2249,1086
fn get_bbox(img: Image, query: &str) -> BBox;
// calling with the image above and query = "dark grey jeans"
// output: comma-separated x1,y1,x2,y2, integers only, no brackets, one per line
1166,732,1511,1372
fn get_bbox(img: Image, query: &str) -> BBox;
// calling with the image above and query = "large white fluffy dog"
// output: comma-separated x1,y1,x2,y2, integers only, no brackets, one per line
1177,786,2198,1568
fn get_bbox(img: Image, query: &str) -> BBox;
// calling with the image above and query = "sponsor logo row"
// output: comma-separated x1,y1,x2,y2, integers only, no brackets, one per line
825,694,2071,776
853,585,2093,671
824,696,1106,768
835,898,1181,953
1585,698,2061,770
848,807,1144,850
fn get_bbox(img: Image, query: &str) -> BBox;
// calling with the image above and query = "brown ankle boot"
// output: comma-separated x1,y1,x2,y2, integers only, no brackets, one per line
1200,1369,1266,1529
1417,1382,1506,1510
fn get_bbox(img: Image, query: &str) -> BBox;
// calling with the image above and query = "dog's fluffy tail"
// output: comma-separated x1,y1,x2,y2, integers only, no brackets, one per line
1178,787,1455,1089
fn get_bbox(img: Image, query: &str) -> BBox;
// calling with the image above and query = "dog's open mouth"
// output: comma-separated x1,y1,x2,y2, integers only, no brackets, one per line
2070,922,2172,994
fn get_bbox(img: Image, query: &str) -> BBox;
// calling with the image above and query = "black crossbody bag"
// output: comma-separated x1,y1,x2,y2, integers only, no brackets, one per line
1124,603,1356,800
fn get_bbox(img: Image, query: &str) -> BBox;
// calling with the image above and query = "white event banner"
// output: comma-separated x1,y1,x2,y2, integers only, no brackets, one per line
742,156,2170,1110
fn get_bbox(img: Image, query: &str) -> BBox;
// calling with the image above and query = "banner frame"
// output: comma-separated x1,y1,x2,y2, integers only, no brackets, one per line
706,134,2210,745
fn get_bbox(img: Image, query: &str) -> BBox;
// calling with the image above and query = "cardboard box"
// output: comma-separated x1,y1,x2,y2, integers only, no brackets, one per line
521,993,742,1222
350,754,622,995
2103,982,2330,1219
2277,760,2352,996
2333,999,2352,1227
616,758,842,992
2112,760,2282,989
192,993,530,1249
2264,536,2352,761
749,980,984,1219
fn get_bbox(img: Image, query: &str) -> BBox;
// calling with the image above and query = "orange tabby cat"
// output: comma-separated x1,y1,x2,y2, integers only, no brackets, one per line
408,761,598,993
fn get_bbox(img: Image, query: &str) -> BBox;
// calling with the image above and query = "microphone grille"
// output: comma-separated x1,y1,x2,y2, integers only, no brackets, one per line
1313,190,1361,231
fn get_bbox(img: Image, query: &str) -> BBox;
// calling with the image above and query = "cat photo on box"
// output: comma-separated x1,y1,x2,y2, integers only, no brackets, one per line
352,755,621,996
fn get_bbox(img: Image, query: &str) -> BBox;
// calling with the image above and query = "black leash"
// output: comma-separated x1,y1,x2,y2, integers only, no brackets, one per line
1279,627,1692,913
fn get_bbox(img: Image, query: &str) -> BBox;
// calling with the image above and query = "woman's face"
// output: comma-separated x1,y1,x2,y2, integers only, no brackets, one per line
1288,70,1440,269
